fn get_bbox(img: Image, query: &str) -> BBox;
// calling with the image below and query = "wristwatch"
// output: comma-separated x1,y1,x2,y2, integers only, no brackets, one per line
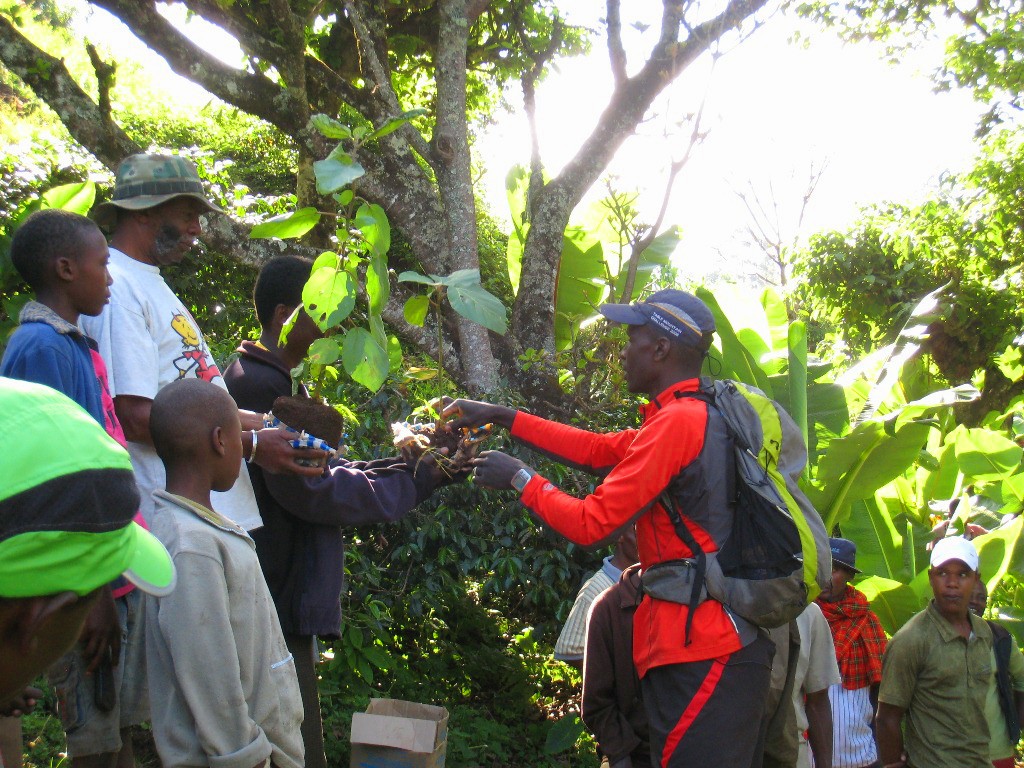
511,467,536,493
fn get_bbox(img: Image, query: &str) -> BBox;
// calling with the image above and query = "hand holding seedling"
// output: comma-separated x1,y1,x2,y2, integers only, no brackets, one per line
443,398,516,431
237,409,267,432
470,450,527,489
253,426,329,476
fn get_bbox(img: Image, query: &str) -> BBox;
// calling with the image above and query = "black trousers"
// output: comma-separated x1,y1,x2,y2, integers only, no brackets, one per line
285,633,327,768
640,633,774,768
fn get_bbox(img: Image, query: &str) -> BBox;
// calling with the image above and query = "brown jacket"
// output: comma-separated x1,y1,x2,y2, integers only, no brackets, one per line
582,564,651,767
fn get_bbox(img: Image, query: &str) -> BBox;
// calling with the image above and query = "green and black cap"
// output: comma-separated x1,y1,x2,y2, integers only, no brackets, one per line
0,378,175,598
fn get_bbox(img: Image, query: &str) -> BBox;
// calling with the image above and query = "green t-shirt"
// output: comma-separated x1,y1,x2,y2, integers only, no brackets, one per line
879,601,993,768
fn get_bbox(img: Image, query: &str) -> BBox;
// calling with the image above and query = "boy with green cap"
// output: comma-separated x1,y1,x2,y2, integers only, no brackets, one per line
1,207,153,768
0,378,175,708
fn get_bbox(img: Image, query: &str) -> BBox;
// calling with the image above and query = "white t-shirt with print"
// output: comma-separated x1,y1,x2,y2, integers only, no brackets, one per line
82,248,262,531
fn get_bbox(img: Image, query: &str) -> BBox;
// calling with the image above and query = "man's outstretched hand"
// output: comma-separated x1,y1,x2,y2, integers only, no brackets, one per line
1,686,43,717
470,450,527,489
442,399,516,432
252,427,328,477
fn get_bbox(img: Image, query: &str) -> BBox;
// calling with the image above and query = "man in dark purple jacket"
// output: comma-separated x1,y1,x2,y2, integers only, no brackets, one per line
223,255,453,768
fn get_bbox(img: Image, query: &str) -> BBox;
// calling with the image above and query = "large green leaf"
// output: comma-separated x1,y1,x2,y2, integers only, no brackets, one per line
696,286,772,395
367,108,427,141
788,321,809,461
811,419,932,532
249,207,321,240
860,577,925,638
448,280,507,335
442,269,485,288
42,181,96,214
341,327,389,392
893,384,980,431
506,230,526,295
365,255,389,314
858,575,926,635
313,147,365,194
310,114,351,139
976,517,1024,588
306,337,342,366
1000,472,1024,515
736,328,773,373
505,165,530,293
356,203,390,256
846,496,907,580
398,271,442,287
955,428,1023,481
856,285,948,423
554,230,605,351
544,715,586,755
762,288,790,360
303,266,356,330
403,295,430,326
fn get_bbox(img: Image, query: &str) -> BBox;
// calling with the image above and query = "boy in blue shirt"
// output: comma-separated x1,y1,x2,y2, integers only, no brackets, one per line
1,208,146,768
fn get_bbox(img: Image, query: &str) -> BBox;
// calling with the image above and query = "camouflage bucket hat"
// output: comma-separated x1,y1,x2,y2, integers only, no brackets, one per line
91,153,220,232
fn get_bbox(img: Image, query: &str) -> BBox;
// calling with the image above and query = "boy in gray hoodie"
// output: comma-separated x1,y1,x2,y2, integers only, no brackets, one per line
145,378,303,768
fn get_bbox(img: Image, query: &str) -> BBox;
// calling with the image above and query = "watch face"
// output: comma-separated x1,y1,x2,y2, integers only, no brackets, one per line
512,468,531,492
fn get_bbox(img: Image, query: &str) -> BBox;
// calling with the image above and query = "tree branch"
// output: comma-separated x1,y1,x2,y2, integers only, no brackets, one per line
606,0,628,86
90,0,309,141
179,0,292,65
0,14,137,168
434,0,496,392
512,0,769,351
520,16,563,221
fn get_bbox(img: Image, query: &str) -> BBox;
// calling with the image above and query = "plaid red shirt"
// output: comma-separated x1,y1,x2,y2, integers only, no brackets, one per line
817,585,887,690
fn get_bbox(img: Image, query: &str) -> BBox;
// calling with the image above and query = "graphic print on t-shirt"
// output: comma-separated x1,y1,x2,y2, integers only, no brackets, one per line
170,312,221,382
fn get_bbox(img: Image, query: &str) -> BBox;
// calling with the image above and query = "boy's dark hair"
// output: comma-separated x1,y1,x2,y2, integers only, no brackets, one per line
151,379,237,465
253,256,313,328
10,209,102,289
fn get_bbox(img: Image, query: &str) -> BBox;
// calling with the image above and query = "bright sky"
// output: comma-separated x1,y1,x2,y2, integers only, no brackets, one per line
473,3,986,282
71,1,987,283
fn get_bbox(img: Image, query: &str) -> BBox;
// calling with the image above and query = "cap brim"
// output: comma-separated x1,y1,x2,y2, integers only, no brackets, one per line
120,522,176,597
91,194,220,231
930,555,978,571
833,558,862,574
599,303,647,325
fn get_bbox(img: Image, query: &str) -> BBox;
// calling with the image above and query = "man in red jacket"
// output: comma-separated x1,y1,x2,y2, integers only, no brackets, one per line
445,289,774,768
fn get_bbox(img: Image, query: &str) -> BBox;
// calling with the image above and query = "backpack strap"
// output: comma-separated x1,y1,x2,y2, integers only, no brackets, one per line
658,490,705,646
988,621,1020,743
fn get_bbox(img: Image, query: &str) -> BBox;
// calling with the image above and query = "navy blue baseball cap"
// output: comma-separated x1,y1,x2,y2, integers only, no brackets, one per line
829,538,862,574
599,289,715,348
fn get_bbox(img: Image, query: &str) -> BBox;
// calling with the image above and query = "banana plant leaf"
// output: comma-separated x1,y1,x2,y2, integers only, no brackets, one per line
857,575,925,636
811,419,933,533
696,287,772,395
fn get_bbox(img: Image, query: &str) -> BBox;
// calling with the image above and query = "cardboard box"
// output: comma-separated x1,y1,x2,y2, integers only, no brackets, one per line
350,698,449,768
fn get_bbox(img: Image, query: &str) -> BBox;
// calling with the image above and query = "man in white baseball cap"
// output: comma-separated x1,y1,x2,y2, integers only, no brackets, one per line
876,536,990,768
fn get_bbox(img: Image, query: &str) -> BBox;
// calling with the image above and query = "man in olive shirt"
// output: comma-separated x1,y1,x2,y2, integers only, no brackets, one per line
876,536,992,768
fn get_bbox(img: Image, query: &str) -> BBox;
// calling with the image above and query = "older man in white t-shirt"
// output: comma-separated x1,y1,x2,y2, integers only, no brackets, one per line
84,153,324,528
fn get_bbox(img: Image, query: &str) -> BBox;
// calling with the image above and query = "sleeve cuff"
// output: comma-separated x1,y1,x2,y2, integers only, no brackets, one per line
207,730,272,768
